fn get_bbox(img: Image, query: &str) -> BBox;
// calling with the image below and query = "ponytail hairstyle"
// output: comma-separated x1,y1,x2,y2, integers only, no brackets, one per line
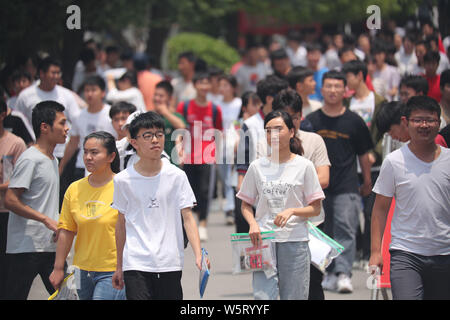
84,131,120,173
264,110,304,156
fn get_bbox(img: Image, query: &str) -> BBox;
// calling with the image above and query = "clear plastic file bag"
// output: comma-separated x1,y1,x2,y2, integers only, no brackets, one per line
48,266,80,300
307,221,345,273
230,231,277,278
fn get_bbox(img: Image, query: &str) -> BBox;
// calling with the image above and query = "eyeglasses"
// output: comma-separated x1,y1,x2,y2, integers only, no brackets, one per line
136,131,165,141
408,118,439,125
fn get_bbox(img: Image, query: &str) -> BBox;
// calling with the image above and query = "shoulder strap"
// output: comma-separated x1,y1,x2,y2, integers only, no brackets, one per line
183,100,189,120
212,103,218,128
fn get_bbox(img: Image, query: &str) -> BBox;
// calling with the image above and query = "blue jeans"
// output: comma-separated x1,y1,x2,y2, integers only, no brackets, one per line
323,192,362,276
217,164,235,212
77,270,126,300
253,241,310,300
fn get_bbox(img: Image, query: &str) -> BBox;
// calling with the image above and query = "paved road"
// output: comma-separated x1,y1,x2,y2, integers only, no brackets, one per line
28,199,390,300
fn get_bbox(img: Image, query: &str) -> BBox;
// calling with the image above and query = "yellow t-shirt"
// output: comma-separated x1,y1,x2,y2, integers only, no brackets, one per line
59,176,118,272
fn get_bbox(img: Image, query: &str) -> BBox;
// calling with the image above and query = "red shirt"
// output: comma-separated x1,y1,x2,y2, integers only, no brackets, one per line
177,100,223,164
423,74,442,102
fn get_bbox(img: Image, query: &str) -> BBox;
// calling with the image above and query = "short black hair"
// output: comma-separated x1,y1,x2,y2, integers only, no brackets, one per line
322,70,347,86
83,75,106,91
306,43,322,53
287,66,314,89
342,60,368,81
109,101,137,119
155,80,174,96
270,48,289,63
178,51,196,63
38,56,61,74
119,70,138,87
11,70,32,83
256,75,289,104
440,69,450,89
423,50,440,64
32,100,65,139
338,46,356,58
218,74,238,89
80,48,96,65
129,111,165,140
241,91,261,108
404,96,441,119
375,101,405,136
193,72,210,84
400,75,429,95
272,89,303,114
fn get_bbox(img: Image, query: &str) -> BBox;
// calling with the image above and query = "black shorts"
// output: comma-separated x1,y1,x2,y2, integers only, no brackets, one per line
123,270,183,300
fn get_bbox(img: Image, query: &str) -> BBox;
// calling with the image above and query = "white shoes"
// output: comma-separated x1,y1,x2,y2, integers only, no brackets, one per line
322,273,353,293
198,226,208,242
321,273,338,291
337,274,354,293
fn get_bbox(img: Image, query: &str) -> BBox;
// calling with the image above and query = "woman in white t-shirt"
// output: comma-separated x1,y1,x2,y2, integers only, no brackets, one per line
217,75,242,224
237,110,325,300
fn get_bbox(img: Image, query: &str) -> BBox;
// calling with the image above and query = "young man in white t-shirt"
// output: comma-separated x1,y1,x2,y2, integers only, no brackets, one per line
59,75,116,180
370,96,450,300
111,112,206,300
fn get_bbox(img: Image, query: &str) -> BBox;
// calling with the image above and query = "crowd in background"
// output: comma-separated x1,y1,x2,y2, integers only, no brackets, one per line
0,15,449,300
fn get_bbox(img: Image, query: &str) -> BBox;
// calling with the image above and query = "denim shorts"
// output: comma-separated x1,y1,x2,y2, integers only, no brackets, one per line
77,270,126,300
252,241,311,300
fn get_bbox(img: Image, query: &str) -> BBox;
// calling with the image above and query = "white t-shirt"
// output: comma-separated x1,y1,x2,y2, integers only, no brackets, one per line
70,105,116,169
394,50,418,76
217,97,242,132
111,161,196,272
14,84,81,158
237,155,325,242
349,91,375,127
106,87,146,113
373,144,450,256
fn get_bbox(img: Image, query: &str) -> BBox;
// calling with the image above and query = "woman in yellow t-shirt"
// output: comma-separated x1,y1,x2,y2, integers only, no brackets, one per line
49,131,125,300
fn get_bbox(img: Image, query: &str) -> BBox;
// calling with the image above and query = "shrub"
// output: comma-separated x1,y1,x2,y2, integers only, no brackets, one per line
166,32,240,73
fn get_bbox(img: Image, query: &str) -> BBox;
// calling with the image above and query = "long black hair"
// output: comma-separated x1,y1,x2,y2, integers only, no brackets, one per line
264,110,304,156
84,131,120,173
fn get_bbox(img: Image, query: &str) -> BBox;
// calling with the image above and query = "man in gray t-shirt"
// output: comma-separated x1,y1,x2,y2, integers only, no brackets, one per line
4,101,68,300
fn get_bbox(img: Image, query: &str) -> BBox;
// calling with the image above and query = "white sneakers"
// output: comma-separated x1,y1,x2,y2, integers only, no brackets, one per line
198,226,208,242
337,274,354,293
322,273,354,294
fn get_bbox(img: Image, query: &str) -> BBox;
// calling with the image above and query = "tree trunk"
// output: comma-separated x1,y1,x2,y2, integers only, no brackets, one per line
146,2,172,69
61,28,84,89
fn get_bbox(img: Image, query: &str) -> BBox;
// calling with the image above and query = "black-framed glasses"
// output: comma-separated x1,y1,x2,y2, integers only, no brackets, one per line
408,118,439,125
136,131,165,141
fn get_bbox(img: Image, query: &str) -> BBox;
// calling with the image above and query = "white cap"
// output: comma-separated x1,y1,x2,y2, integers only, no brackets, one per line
121,111,143,130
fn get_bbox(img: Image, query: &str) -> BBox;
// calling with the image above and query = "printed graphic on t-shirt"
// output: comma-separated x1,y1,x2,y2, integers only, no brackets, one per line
83,200,106,219
262,181,293,218
148,198,160,209
316,129,350,140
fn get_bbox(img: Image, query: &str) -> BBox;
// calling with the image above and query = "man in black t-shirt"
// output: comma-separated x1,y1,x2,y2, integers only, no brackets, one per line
306,71,374,294
440,124,450,146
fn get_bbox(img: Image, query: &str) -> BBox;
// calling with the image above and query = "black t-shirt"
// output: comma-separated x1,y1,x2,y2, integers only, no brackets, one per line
3,113,34,145
440,124,450,147
306,108,374,194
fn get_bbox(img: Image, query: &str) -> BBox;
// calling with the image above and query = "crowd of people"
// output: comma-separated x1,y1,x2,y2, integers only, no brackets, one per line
0,16,449,301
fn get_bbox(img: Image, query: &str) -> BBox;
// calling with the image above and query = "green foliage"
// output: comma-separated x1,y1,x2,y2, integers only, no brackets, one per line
166,32,240,72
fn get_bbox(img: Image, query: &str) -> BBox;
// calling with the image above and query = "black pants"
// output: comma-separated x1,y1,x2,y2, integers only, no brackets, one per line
183,164,211,222
390,250,450,300
4,252,58,300
0,212,8,299
58,150,79,211
234,197,250,234
124,270,183,300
